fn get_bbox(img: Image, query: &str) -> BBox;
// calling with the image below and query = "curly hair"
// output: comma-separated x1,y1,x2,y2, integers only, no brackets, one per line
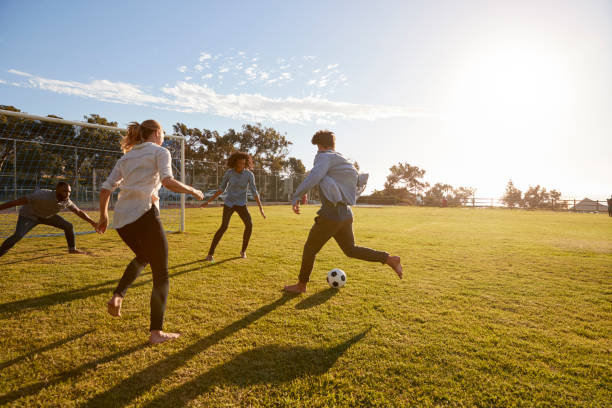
227,151,253,170
311,130,335,149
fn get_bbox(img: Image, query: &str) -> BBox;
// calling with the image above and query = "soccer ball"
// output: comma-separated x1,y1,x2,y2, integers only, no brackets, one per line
327,268,346,288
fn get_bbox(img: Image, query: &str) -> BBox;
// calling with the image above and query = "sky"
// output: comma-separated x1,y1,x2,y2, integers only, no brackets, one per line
1,0,611,199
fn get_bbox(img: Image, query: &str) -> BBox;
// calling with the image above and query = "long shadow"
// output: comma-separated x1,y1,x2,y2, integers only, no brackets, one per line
0,329,95,370
0,257,239,315
83,292,301,407
0,253,65,265
143,328,371,407
294,288,338,310
0,342,148,406
0,241,118,265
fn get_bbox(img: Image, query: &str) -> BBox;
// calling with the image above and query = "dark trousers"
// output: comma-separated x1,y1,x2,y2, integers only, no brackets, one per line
299,216,389,283
115,207,169,331
208,205,253,255
0,214,75,257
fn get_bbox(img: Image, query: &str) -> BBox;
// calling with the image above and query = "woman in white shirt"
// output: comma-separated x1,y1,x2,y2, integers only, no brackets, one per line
98,120,203,345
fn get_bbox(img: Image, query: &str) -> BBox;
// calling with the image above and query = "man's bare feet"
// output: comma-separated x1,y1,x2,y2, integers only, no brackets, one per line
107,294,123,317
69,248,86,254
240,251,247,259
386,255,403,279
283,282,307,293
205,254,214,262
150,330,180,345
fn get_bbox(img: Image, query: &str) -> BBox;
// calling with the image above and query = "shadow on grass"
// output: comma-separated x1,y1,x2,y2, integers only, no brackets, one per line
83,292,304,407
0,241,118,265
0,257,240,315
294,288,338,310
142,328,371,407
0,329,96,370
0,342,148,406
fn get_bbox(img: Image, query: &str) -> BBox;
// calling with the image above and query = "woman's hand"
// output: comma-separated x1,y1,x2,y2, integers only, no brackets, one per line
192,189,204,201
97,213,109,234
259,207,266,219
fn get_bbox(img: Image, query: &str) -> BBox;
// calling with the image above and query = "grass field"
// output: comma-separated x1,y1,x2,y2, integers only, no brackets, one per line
0,206,610,407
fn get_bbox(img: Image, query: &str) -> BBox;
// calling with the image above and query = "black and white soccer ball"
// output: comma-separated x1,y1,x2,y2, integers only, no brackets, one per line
327,268,346,288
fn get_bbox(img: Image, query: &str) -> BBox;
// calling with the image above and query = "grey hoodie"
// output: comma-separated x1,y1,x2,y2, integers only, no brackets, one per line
291,150,366,206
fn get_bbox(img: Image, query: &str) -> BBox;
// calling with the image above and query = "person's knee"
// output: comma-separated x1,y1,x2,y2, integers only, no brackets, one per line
62,221,74,233
340,245,358,257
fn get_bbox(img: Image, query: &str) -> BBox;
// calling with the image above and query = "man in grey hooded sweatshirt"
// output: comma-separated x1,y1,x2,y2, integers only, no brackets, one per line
284,130,403,293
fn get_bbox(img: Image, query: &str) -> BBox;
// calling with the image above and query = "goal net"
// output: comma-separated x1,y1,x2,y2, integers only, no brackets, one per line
0,109,186,240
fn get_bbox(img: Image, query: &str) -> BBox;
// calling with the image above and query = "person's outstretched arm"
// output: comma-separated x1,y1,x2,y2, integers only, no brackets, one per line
69,204,99,231
161,177,203,200
0,197,27,211
98,188,112,233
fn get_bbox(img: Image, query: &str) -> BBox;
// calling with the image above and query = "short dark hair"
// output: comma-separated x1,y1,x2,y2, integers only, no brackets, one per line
227,151,253,170
311,130,335,149
56,181,70,189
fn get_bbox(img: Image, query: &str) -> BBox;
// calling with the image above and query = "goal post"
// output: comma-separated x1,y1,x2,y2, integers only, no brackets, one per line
0,109,186,239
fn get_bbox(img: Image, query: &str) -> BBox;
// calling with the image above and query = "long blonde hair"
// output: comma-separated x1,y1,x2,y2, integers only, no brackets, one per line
121,119,161,152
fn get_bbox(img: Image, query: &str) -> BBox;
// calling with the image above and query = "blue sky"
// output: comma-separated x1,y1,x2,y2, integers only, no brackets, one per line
1,0,611,199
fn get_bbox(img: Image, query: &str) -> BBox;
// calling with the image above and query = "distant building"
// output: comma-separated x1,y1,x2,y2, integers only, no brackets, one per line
570,198,608,213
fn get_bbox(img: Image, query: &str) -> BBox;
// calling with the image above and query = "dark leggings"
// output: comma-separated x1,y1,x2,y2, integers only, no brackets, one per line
299,216,389,283
208,205,252,256
115,207,169,331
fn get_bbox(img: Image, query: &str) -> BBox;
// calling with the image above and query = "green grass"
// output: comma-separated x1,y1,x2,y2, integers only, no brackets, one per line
0,206,610,407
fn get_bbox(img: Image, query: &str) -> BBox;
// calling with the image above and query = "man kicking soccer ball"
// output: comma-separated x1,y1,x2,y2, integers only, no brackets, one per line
0,181,98,257
283,130,403,294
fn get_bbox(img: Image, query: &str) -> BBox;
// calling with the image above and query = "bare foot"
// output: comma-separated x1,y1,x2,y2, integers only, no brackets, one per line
107,295,123,317
386,255,403,279
283,282,307,293
150,330,180,345
240,252,247,259
69,248,87,254
205,254,214,262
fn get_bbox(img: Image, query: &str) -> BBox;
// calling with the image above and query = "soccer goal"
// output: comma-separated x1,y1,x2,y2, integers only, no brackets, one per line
0,109,186,239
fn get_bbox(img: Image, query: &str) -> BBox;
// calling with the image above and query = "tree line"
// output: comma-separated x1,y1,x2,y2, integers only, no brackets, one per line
361,162,476,206
501,180,564,209
0,105,306,189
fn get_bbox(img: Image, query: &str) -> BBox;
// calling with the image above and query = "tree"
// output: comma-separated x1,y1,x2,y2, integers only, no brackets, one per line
501,180,523,208
384,162,427,195
523,185,549,209
286,157,306,176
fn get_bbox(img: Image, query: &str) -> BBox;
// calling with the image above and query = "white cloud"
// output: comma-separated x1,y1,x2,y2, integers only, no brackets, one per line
313,69,320,74
238,80,247,86
307,79,316,86
327,64,339,69
184,76,192,81
199,53,212,61
281,72,292,80
245,66,257,79
303,56,316,61
0,79,6,84
202,73,213,79
238,51,246,56
8,69,32,77
318,79,329,88
260,72,270,80
194,64,204,72
177,66,188,73
219,67,229,73
7,70,433,124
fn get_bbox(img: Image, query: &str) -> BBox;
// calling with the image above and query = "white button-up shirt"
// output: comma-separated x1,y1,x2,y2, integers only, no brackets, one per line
101,142,173,229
